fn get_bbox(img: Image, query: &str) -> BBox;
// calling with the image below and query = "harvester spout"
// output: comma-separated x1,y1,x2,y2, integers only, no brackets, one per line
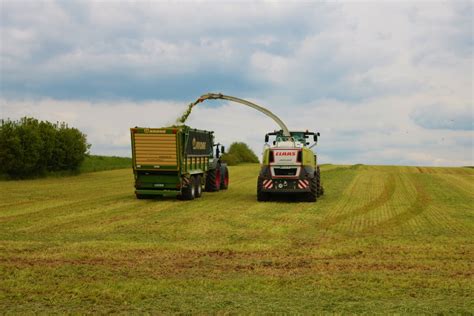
194,93,291,137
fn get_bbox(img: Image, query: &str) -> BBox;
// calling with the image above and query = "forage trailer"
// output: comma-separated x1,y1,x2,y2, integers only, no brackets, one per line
130,126,229,200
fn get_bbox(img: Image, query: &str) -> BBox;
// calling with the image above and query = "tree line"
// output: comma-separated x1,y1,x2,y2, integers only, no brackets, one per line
0,117,90,178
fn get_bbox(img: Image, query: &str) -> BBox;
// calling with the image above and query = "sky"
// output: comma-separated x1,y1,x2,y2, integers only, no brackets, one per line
0,0,473,166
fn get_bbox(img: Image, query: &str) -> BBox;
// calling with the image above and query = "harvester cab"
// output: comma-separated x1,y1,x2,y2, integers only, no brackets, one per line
264,130,320,148
258,130,324,202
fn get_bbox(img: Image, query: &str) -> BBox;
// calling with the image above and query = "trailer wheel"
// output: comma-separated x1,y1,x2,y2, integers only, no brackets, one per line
257,176,270,201
205,167,221,192
194,175,202,198
305,176,318,202
220,166,229,190
181,177,196,200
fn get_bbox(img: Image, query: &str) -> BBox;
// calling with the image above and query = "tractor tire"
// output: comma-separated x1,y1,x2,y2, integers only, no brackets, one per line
205,167,221,192
181,176,196,200
257,176,270,202
305,176,318,202
194,175,202,198
220,166,229,190
316,166,324,196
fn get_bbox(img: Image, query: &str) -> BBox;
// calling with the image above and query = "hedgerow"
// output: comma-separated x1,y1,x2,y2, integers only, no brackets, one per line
0,117,90,178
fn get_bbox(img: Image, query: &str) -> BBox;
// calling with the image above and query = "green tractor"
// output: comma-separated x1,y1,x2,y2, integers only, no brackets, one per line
258,130,323,202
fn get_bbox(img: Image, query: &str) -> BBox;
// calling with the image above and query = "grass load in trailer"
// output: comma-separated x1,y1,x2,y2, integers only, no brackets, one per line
130,126,228,200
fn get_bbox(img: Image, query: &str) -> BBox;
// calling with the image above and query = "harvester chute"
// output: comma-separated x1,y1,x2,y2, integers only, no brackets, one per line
179,93,291,137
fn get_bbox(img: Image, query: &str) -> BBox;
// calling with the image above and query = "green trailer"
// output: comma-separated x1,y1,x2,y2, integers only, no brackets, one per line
130,126,229,200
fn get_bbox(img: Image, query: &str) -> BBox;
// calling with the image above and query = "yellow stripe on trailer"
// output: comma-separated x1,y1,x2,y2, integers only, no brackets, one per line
133,131,178,166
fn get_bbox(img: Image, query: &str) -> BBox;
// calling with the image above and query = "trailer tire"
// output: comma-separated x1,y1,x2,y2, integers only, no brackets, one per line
181,177,196,200
257,176,270,202
194,175,202,198
205,167,221,192
305,176,318,202
220,166,229,190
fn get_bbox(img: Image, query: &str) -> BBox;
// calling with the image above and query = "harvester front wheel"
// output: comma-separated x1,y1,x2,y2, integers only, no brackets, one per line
194,175,202,198
205,167,221,192
257,176,270,202
220,166,229,190
305,176,318,202
316,166,324,196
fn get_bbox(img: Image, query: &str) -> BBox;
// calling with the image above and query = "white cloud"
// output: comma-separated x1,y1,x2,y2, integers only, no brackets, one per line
0,1,472,166
1,96,472,166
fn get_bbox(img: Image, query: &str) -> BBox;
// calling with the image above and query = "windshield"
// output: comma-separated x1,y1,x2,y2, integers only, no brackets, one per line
275,132,306,144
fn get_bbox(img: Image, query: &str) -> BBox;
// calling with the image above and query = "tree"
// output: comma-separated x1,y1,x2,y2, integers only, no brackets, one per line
221,142,259,166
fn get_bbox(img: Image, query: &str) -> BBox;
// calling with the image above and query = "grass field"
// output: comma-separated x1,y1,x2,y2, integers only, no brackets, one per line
0,164,472,313
0,155,131,180
79,155,132,173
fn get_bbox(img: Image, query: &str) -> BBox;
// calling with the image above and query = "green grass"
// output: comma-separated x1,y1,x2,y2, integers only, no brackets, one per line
0,155,131,180
79,155,132,173
0,164,472,313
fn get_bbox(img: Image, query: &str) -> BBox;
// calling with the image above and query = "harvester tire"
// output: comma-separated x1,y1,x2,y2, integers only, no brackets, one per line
205,167,221,192
220,166,229,190
305,176,318,202
257,176,270,202
194,175,202,198
181,178,196,200
136,194,148,199
316,166,324,196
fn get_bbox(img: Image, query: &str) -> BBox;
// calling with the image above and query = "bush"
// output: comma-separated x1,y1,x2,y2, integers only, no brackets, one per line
221,142,259,166
0,117,90,178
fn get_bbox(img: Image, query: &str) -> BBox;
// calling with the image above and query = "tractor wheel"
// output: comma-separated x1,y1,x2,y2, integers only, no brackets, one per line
220,166,229,190
305,176,318,202
181,176,196,200
205,167,221,192
194,175,202,198
257,176,270,202
316,166,324,196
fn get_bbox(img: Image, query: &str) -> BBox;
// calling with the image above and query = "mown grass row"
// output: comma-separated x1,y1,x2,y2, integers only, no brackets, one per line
0,164,472,313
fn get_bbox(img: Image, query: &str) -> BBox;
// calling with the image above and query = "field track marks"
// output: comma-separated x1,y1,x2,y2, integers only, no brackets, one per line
320,173,396,230
435,173,474,196
362,174,430,234
0,194,130,225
